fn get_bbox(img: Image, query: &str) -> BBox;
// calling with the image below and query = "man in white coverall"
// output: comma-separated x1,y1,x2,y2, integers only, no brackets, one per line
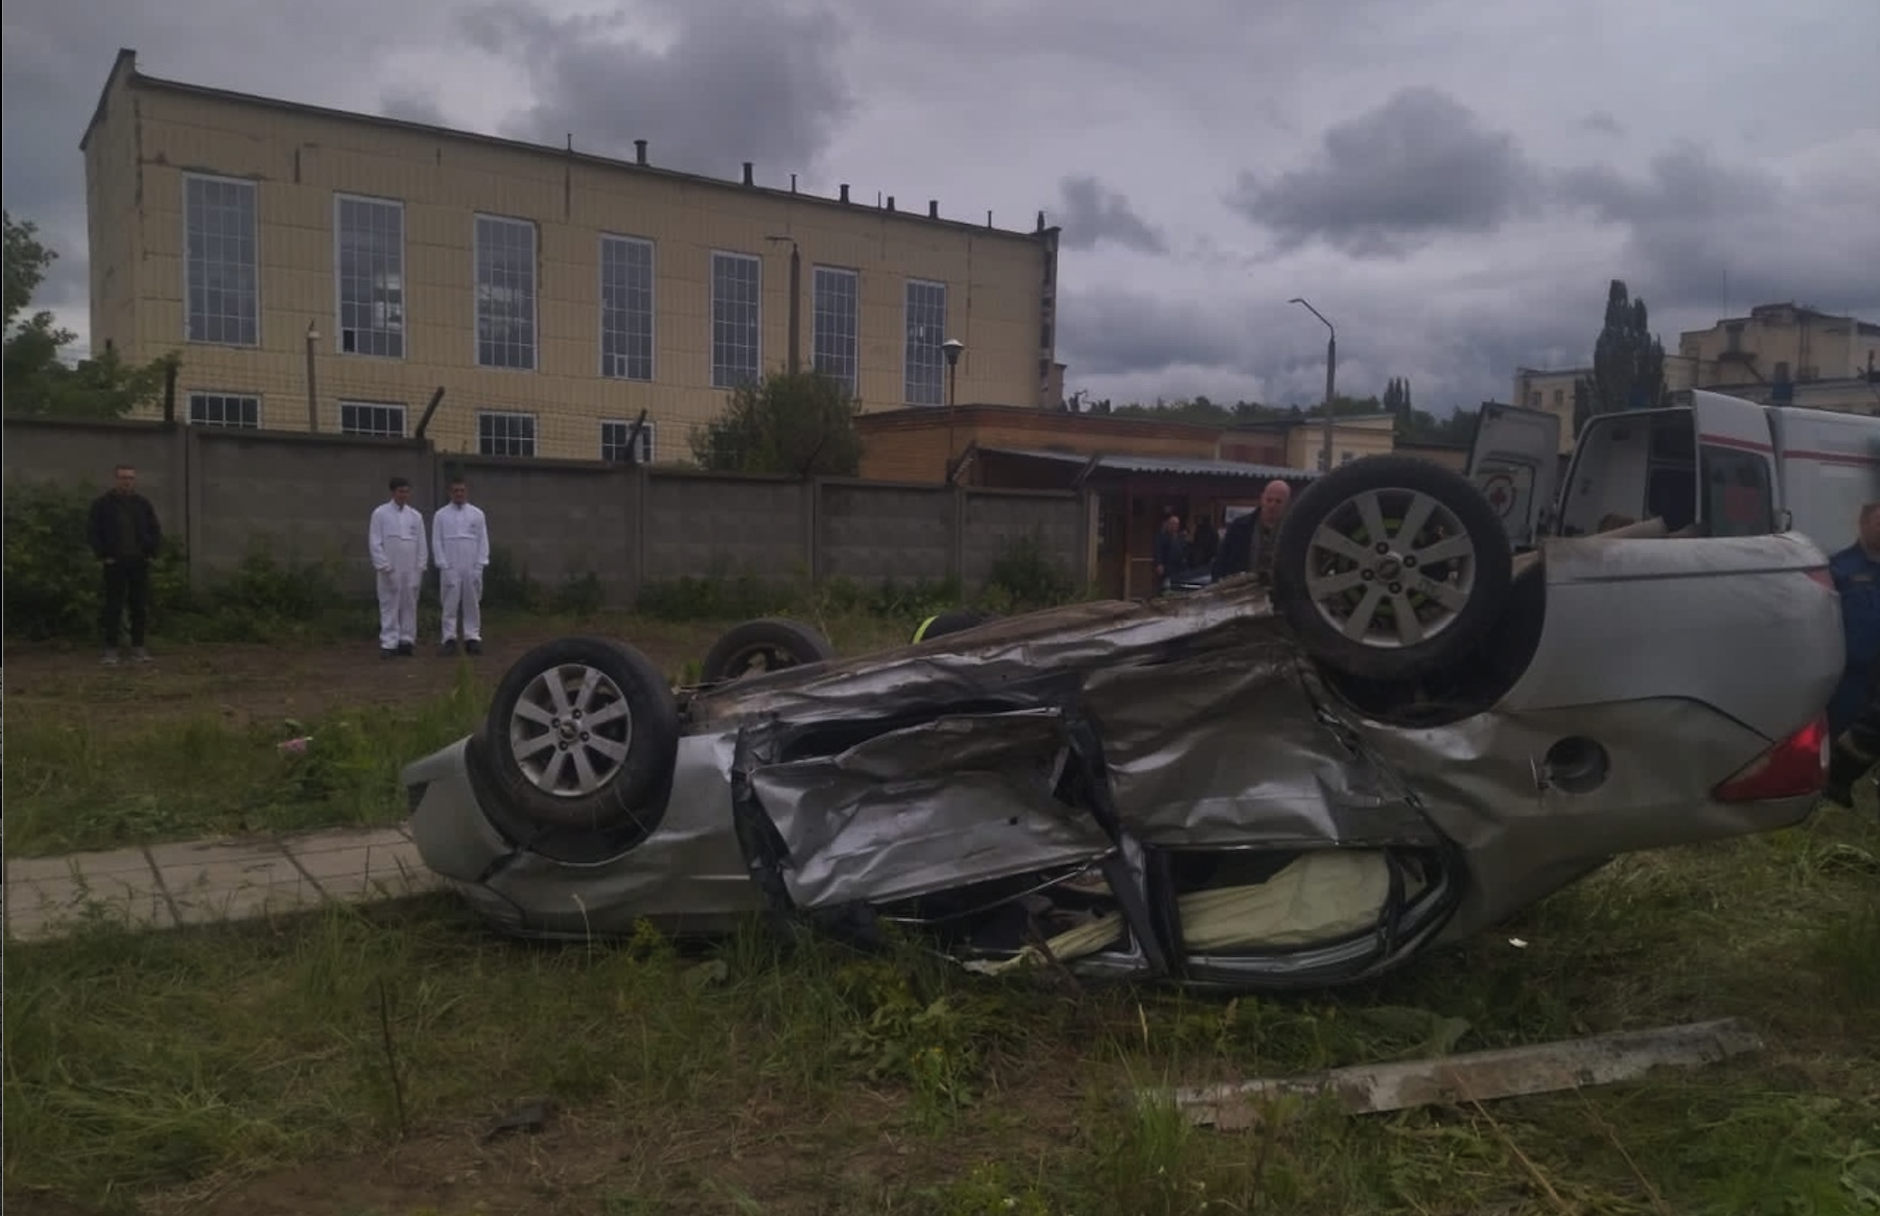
432,476,491,656
368,476,426,658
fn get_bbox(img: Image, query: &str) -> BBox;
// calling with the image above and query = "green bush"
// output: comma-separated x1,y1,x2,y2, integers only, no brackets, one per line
2,480,194,641
983,529,1078,611
481,547,607,615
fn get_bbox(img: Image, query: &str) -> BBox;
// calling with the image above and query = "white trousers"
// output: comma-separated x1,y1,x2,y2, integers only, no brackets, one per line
376,541,421,649
440,567,484,642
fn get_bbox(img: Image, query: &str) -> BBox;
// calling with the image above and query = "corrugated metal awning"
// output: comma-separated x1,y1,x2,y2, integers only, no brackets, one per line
980,447,1319,480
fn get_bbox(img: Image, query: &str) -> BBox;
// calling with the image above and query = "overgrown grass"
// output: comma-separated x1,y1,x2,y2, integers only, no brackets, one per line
5,806,1876,1215
3,665,490,856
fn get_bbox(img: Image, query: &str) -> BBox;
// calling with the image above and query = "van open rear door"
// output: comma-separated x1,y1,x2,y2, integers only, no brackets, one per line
1690,390,1779,538
1467,402,1562,549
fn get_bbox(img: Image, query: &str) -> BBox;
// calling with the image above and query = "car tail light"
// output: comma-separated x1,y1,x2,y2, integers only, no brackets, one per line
1712,715,1829,802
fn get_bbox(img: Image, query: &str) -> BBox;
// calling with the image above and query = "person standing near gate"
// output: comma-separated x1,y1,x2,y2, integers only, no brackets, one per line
87,462,163,665
368,476,426,659
432,476,490,656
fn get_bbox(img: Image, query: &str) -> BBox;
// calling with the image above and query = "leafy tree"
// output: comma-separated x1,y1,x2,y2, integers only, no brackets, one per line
691,370,863,478
1577,279,1666,419
3,210,178,419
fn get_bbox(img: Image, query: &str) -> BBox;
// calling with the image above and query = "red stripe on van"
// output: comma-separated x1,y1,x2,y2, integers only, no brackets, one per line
1698,434,1880,467
1699,432,1774,454
1782,448,1880,468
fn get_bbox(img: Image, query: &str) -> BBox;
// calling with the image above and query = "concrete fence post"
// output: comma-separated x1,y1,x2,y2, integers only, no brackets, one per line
184,424,208,594
949,484,967,581
630,464,650,609
805,478,824,584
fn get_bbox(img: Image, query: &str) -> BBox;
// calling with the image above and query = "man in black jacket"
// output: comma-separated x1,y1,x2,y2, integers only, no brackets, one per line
1211,479,1293,583
86,463,163,665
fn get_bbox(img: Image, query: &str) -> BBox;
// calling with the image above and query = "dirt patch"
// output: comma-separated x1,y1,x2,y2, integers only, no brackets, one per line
131,1082,1083,1216
2,621,726,731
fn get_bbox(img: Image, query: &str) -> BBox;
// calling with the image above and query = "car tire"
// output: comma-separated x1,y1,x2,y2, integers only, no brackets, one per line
480,636,680,832
1271,455,1513,682
700,617,837,683
911,608,999,643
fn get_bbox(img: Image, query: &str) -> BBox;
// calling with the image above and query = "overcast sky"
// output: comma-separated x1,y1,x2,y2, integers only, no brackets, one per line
6,0,1879,413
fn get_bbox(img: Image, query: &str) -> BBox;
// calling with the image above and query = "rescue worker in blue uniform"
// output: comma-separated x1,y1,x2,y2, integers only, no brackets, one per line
1823,502,1880,807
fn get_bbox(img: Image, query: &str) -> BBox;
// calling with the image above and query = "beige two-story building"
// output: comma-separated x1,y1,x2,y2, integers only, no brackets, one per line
81,50,1062,462
1510,366,1588,455
1671,303,1879,412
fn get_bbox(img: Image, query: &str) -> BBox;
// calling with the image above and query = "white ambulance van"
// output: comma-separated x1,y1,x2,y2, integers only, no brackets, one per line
1470,389,1880,554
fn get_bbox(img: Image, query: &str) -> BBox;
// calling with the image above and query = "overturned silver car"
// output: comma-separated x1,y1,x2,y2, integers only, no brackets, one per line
403,447,1845,991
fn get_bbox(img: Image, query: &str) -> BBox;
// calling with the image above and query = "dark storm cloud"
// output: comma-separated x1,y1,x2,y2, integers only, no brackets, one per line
1055,291,1246,377
1054,176,1167,254
455,1,853,179
1580,111,1624,137
1227,88,1540,258
1554,144,1880,317
381,89,451,128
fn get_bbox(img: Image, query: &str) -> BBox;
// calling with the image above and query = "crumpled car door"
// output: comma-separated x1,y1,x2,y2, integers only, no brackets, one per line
730,705,1163,978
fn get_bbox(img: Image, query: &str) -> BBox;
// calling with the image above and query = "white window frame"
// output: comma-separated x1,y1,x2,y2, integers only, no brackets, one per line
182,173,261,348
599,234,656,382
186,391,262,429
337,400,408,438
333,193,406,359
903,278,949,406
600,418,656,465
477,410,538,457
474,214,539,371
709,250,762,388
811,265,860,397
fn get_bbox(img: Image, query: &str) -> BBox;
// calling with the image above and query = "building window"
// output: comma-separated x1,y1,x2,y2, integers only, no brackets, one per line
339,401,407,438
904,280,948,406
812,266,859,396
335,195,404,358
477,411,537,457
183,175,259,347
1552,389,1565,406
1527,390,1542,408
600,419,656,465
475,215,537,370
188,392,260,429
710,251,761,387
600,235,655,381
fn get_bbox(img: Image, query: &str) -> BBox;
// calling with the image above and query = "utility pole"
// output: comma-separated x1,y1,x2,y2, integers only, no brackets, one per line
765,235,802,375
1290,298,1336,471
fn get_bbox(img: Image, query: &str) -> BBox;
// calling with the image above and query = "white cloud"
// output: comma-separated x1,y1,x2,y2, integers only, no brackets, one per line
5,0,1877,406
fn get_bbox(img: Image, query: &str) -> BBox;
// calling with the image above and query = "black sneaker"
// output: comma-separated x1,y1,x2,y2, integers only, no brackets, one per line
440,639,459,657
397,642,415,657
380,648,397,660
464,640,483,656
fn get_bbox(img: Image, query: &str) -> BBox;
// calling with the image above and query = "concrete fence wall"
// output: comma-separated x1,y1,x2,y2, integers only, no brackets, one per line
3,418,1092,605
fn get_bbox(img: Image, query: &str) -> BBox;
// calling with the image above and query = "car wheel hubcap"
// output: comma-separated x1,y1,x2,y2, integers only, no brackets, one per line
1302,488,1478,649
509,663,635,797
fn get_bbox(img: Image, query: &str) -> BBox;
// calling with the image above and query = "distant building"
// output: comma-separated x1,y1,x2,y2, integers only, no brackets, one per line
1510,367,1588,454
1672,303,1880,413
81,49,1061,462
1225,413,1400,470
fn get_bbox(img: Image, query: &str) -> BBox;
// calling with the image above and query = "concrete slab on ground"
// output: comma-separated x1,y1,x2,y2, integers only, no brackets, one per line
3,823,444,944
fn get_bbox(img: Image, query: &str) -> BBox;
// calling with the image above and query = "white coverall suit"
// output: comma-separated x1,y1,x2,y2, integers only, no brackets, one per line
432,502,490,644
368,500,427,651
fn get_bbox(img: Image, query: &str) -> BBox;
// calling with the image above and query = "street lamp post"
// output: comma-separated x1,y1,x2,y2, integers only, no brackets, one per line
1289,298,1336,472
764,235,802,375
942,337,965,408
304,321,321,433
942,338,966,481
